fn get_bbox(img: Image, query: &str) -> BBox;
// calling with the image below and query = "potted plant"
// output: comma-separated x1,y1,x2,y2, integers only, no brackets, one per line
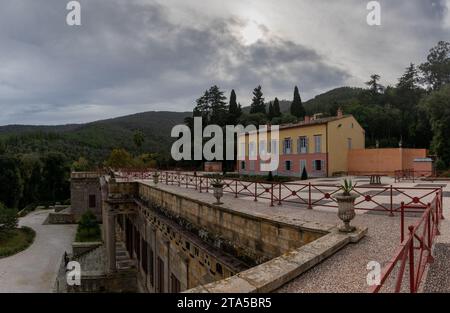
211,176,225,205
152,172,160,185
335,179,358,233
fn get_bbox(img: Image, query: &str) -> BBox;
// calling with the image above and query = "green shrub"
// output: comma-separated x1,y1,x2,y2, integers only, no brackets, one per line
0,202,18,239
0,226,36,258
301,167,308,180
75,210,101,242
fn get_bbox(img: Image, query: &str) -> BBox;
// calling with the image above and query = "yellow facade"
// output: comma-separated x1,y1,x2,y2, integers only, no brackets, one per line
237,115,365,177
327,116,365,175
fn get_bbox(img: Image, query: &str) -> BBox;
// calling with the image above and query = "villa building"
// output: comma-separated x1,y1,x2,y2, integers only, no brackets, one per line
237,109,365,177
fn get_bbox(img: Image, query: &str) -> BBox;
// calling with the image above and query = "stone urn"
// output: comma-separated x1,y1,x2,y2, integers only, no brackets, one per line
152,172,160,185
335,193,358,233
211,179,224,205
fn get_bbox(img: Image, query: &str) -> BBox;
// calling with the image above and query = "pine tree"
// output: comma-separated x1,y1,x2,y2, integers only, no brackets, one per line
208,85,227,126
250,85,266,114
290,86,305,119
273,97,281,117
228,89,242,125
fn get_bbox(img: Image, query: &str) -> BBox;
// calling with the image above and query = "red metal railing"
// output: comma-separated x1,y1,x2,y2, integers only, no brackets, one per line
115,170,443,215
371,190,444,293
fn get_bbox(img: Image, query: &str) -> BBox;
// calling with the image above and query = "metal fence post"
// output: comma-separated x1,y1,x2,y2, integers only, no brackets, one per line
408,225,415,293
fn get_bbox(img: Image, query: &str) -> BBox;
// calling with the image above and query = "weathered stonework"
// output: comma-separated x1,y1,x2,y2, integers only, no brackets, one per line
70,172,102,221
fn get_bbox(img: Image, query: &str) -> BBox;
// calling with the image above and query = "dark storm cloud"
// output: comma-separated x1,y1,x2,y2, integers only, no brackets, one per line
0,0,449,124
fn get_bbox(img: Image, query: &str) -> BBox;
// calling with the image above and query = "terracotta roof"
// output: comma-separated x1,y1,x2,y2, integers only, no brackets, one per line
278,115,351,130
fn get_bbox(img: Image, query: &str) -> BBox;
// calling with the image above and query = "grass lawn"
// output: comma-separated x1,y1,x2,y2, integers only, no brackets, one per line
0,227,36,258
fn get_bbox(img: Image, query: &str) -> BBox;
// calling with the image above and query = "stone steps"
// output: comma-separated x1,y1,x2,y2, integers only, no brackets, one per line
115,242,135,271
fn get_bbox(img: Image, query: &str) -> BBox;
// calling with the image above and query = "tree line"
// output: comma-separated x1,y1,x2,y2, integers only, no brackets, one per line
184,41,450,170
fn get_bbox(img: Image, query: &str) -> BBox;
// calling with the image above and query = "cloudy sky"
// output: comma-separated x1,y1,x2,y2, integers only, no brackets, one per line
0,0,449,125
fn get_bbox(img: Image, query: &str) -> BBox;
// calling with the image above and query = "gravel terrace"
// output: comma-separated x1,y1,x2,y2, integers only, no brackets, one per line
140,177,449,293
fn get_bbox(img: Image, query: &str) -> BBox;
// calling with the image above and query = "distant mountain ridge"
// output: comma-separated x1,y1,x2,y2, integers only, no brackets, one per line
0,111,191,163
0,87,364,163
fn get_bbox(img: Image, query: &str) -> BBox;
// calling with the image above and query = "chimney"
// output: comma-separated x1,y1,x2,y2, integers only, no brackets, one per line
337,107,343,118
304,116,311,123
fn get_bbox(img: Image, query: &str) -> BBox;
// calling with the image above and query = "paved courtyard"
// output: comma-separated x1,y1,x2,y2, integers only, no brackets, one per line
0,210,77,293
139,175,449,293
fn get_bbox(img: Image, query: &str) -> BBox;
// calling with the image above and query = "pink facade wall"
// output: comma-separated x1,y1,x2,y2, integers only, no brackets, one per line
238,153,327,177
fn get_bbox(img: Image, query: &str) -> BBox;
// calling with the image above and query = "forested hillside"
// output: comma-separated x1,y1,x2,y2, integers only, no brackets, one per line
0,111,191,164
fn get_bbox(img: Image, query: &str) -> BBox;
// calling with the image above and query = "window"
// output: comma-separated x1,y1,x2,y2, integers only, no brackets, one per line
300,160,307,172
314,135,322,153
313,160,324,171
285,160,292,171
348,138,352,150
259,140,266,157
241,161,246,170
134,227,140,260
239,143,246,159
149,248,154,286
298,137,308,154
88,195,96,208
171,274,181,293
249,160,255,171
141,239,148,274
271,140,278,155
283,138,292,154
249,142,256,158
157,257,165,292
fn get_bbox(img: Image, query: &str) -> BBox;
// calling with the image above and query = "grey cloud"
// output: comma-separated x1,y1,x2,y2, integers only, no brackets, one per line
0,0,449,125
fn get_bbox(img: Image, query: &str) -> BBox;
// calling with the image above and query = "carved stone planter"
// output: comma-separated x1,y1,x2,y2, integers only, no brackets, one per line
212,183,224,205
335,193,358,233
153,173,160,185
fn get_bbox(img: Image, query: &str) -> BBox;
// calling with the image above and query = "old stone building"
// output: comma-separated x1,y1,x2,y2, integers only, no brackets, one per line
66,173,364,293
70,172,102,221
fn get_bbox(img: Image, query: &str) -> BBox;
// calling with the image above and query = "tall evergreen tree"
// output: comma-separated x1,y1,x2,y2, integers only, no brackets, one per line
290,86,305,119
365,74,384,94
419,41,450,91
228,89,242,125
273,97,281,117
268,102,274,120
192,85,227,126
208,85,228,126
250,85,266,114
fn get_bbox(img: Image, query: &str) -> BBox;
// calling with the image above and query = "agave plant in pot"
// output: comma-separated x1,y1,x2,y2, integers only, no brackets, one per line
211,176,225,205
335,179,358,233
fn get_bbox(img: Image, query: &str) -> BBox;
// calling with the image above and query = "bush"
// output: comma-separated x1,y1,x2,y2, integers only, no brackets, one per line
75,210,101,242
267,171,274,182
301,167,308,180
0,202,18,239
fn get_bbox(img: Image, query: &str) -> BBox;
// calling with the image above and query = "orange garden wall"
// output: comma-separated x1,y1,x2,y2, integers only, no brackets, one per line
348,148,428,174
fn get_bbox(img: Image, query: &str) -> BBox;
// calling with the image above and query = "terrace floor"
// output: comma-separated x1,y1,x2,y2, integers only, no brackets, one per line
135,175,449,293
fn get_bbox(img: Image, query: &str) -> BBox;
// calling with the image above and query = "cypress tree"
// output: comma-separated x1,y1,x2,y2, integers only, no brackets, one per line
273,97,281,117
290,86,305,119
268,102,274,120
228,89,242,124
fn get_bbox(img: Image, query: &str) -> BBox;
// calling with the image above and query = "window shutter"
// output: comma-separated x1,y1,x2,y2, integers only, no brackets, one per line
321,160,325,171
306,138,309,153
312,160,316,171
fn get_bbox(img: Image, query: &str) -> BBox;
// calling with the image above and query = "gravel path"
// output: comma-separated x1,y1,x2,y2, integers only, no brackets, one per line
0,210,77,293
